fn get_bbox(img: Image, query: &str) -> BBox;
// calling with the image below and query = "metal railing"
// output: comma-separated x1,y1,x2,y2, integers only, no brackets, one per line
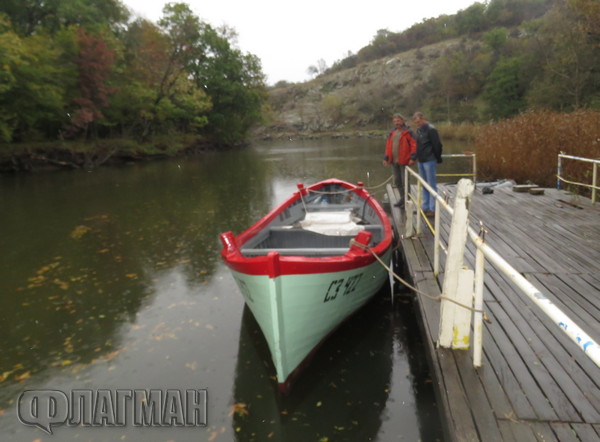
401,167,600,368
557,153,599,204
437,153,477,182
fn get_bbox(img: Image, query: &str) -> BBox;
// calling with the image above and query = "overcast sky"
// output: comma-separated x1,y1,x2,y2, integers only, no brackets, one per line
121,0,477,85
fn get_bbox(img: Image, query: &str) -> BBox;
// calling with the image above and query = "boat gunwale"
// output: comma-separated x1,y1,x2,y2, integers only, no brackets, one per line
220,179,393,277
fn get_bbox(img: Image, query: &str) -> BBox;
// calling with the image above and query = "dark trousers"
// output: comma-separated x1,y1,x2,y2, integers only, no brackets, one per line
392,163,406,202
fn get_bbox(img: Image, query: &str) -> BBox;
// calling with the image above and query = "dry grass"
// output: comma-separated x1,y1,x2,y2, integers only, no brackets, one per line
474,110,600,188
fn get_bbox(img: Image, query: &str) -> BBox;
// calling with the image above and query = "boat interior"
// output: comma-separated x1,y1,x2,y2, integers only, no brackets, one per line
240,184,386,257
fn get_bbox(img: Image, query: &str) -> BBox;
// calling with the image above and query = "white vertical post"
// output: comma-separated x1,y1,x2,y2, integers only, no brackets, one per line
434,200,440,276
404,165,409,208
405,201,414,238
473,241,485,367
592,162,597,204
438,179,475,349
557,154,563,190
416,181,422,235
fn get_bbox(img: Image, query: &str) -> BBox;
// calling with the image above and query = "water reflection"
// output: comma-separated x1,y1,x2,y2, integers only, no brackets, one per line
233,295,393,441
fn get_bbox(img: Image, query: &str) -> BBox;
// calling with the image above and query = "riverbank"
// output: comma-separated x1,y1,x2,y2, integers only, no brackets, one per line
0,136,230,173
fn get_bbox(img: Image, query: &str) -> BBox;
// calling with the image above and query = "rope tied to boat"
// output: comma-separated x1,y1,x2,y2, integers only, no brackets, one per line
349,239,489,319
308,175,394,196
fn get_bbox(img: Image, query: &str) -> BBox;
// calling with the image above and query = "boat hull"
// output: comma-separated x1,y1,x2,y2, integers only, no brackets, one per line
229,249,391,392
219,179,393,392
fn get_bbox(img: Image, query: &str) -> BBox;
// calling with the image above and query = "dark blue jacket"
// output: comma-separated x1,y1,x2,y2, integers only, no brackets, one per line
415,123,443,163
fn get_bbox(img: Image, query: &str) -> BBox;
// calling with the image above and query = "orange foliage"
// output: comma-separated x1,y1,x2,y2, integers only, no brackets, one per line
474,110,600,188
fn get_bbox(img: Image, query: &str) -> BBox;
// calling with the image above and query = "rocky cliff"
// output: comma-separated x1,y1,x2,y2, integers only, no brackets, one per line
259,38,469,138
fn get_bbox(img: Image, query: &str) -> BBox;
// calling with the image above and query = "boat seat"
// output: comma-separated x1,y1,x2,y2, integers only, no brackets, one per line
240,225,383,257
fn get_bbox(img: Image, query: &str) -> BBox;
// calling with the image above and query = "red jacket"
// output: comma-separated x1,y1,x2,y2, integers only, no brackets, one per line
384,127,416,165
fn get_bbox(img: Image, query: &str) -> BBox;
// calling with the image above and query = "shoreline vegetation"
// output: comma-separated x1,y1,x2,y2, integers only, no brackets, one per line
2,110,599,195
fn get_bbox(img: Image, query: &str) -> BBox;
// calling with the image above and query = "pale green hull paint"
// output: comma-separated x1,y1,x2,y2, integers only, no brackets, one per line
231,249,392,384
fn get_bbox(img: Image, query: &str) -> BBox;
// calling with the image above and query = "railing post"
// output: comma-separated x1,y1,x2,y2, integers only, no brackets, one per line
438,179,475,349
404,164,409,208
416,181,422,235
405,201,414,237
473,241,485,367
592,162,597,204
557,154,563,190
434,200,440,276
472,153,477,183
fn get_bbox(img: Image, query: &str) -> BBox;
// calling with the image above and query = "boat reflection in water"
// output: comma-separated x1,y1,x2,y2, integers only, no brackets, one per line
231,292,394,441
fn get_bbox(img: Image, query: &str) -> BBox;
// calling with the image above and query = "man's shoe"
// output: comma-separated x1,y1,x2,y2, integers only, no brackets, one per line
425,210,435,217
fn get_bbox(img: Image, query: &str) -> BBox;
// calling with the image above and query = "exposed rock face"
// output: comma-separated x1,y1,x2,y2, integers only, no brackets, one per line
262,39,464,136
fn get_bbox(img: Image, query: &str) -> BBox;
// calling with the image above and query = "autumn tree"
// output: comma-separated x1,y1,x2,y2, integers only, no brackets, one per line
64,28,116,138
108,17,211,138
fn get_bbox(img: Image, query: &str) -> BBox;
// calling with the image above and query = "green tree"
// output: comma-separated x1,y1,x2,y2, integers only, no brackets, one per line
483,57,527,119
0,16,66,141
108,17,211,138
0,0,129,36
526,1,599,110
192,24,266,144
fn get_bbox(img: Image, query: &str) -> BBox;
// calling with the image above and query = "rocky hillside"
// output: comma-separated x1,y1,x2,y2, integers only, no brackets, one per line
258,38,472,137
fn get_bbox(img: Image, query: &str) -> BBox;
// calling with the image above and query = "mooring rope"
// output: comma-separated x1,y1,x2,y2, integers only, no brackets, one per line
349,239,488,318
307,175,394,196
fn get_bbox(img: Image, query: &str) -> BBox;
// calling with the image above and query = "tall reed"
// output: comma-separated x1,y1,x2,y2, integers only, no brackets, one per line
474,110,600,188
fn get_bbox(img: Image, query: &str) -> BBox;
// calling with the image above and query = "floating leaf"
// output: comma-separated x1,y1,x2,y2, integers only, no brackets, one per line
15,371,31,381
185,361,198,371
70,225,91,239
229,403,249,417
0,371,14,383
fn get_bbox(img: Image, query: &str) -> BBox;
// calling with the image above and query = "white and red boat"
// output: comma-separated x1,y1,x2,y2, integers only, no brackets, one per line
220,178,393,393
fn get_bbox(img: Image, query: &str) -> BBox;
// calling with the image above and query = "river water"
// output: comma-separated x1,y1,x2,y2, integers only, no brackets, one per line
0,137,469,441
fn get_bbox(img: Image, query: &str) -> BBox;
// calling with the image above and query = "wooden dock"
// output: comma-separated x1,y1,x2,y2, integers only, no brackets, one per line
386,183,600,442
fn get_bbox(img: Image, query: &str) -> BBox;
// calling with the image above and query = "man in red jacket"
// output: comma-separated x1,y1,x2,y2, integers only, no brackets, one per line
383,113,416,208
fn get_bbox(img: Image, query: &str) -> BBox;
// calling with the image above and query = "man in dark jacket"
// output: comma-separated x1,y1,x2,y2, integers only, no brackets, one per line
413,112,443,216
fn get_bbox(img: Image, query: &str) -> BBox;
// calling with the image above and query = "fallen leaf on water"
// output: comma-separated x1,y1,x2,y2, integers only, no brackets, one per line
316,401,322,407
205,324,214,330
70,225,91,239
15,371,31,381
125,273,138,279
268,432,274,438
0,371,14,383
53,279,69,290
207,432,218,441
184,361,198,371
229,403,249,417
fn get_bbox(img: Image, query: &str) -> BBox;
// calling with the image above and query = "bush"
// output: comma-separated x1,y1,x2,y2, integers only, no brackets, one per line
475,110,600,188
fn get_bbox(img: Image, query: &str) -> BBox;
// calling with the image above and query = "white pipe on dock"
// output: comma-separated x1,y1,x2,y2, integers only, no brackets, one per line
467,229,600,368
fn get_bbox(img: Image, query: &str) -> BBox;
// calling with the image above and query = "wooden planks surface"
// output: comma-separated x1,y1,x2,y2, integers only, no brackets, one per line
387,183,600,442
